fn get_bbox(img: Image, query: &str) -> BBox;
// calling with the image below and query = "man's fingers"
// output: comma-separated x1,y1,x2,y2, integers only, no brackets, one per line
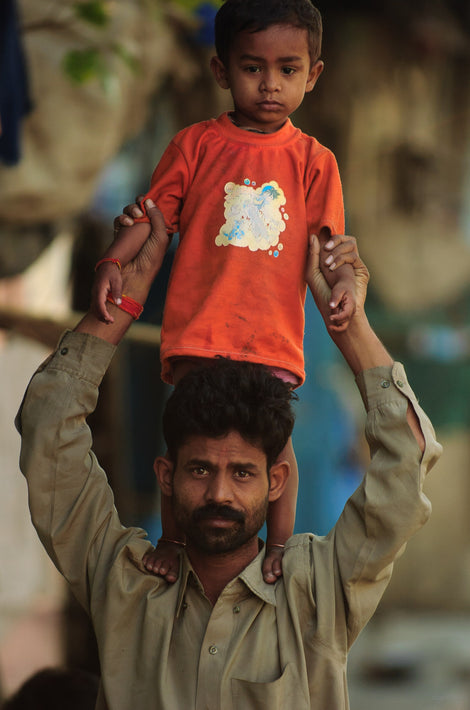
145,199,170,247
323,235,357,271
306,233,320,272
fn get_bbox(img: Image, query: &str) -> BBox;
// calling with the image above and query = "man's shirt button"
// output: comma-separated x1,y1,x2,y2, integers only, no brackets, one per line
209,645,218,655
380,380,391,389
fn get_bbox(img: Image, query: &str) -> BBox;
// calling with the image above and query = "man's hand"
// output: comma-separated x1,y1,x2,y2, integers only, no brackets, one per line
120,199,170,304
306,233,369,330
307,233,394,376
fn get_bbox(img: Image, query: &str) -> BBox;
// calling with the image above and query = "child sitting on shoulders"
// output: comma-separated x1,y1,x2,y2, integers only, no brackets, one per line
92,0,355,584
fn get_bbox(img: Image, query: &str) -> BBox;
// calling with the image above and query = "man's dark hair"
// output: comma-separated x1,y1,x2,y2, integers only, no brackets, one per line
162,359,297,469
214,0,323,67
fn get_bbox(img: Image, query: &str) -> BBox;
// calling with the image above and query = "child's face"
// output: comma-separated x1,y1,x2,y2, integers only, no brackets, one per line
211,24,323,133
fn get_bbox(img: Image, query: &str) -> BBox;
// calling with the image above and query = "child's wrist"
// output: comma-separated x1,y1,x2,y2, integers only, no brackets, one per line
95,257,122,272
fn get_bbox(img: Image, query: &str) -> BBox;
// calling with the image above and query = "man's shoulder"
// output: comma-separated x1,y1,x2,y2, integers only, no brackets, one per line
283,532,334,577
282,533,314,579
285,532,315,550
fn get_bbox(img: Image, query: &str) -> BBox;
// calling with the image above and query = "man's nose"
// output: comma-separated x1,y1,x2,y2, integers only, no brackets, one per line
205,472,233,504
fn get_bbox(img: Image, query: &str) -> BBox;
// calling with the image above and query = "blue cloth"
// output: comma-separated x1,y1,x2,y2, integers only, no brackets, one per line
0,0,32,165
193,3,217,46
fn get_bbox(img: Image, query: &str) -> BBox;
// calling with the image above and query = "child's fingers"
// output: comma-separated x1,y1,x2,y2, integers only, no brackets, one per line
262,546,285,583
271,557,283,577
329,283,346,310
113,195,146,232
328,291,355,331
143,554,179,583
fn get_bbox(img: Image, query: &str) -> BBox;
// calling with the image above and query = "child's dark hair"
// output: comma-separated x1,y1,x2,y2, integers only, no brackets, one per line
162,358,297,469
214,0,322,67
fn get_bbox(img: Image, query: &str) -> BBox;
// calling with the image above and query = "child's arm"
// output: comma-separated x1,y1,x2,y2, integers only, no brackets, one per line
318,227,356,332
92,221,151,323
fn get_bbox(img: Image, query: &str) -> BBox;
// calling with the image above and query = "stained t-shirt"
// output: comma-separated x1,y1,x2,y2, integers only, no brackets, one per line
136,112,344,384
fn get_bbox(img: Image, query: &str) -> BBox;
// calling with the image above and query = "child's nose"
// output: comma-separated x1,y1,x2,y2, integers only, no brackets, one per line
260,70,280,93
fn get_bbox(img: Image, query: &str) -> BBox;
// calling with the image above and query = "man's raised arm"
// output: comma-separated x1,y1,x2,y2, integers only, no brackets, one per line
307,234,424,451
16,200,170,611
305,234,442,650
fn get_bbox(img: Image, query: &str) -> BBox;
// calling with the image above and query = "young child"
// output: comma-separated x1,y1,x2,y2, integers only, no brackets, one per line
92,0,356,583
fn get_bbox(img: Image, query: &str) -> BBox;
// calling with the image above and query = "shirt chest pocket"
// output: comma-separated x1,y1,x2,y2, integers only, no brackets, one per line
231,662,308,710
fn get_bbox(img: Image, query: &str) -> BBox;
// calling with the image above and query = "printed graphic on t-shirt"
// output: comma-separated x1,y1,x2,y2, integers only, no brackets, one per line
215,179,289,257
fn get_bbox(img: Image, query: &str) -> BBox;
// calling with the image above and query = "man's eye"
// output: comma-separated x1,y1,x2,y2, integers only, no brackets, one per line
192,467,208,476
235,470,251,479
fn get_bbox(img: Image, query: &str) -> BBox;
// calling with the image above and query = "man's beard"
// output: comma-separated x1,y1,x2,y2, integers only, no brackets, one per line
173,498,269,554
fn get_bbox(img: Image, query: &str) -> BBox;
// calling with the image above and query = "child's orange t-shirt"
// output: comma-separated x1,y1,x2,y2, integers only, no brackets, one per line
136,112,344,385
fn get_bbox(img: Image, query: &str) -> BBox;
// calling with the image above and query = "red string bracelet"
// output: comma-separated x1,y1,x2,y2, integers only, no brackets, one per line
95,257,122,272
106,293,143,320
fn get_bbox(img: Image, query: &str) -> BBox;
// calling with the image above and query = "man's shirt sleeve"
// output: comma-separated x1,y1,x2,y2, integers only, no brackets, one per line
16,330,152,612
331,363,442,647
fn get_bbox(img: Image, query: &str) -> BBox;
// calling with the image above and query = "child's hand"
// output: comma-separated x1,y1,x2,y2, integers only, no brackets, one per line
91,261,123,324
143,539,183,583
328,277,356,332
262,544,285,584
113,195,146,232
306,233,363,333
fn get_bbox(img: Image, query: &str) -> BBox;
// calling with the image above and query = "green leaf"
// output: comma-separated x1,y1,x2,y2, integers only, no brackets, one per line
74,1,110,27
169,0,221,11
62,48,104,84
111,43,141,74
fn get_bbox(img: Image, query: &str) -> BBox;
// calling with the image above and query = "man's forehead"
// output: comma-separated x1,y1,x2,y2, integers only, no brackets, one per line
178,431,267,465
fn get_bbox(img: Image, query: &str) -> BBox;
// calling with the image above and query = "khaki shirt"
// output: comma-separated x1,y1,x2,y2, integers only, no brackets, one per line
17,332,442,710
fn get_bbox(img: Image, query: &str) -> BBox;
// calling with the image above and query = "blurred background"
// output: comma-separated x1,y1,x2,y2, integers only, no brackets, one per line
0,0,469,707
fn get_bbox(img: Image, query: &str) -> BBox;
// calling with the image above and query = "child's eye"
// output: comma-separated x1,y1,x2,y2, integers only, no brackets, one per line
281,67,296,76
245,65,261,73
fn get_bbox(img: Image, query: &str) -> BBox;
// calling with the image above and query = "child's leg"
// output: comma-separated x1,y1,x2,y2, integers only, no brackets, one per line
143,493,185,582
263,436,298,583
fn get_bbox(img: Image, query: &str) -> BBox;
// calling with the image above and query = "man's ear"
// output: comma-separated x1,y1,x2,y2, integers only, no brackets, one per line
305,59,324,93
267,461,290,503
210,56,230,90
154,456,174,496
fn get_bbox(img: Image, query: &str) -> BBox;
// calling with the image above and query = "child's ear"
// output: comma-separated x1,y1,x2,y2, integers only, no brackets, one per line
305,59,324,93
210,56,230,90
154,456,174,496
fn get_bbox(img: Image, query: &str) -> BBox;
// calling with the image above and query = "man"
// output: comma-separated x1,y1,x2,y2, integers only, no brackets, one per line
17,200,441,709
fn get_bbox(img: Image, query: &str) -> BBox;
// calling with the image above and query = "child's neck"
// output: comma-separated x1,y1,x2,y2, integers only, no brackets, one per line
228,111,285,134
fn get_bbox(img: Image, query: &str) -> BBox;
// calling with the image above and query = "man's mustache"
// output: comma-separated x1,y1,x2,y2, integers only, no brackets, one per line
192,503,244,524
